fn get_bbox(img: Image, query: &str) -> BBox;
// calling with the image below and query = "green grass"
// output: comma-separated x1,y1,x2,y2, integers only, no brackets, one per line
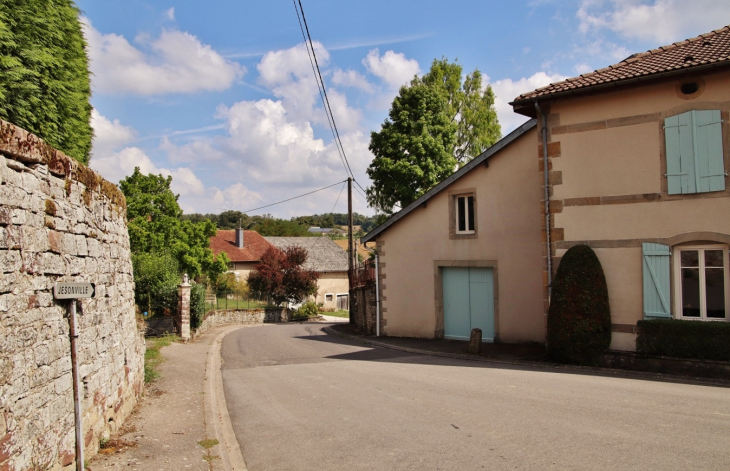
144,334,177,384
326,310,349,318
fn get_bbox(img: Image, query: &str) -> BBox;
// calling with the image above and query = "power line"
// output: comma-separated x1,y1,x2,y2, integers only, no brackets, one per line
292,0,354,180
239,180,347,214
330,180,347,213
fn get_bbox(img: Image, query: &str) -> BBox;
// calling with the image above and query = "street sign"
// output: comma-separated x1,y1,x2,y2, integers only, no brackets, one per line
54,282,95,299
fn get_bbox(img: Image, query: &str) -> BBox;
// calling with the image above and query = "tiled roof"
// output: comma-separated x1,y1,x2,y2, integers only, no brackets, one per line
512,26,730,105
264,237,349,272
209,230,273,263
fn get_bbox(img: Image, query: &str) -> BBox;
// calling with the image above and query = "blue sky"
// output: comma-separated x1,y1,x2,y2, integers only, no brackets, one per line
77,0,730,217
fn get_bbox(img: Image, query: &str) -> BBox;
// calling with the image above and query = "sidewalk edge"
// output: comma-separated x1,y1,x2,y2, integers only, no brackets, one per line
205,326,249,471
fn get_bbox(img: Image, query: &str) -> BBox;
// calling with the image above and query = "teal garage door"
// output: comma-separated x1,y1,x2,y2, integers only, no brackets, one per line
442,267,495,342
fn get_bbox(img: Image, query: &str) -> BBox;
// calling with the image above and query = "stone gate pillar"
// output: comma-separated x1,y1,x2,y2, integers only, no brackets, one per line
178,274,191,340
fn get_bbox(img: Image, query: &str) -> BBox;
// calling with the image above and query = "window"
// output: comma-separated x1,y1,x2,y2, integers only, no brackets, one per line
664,110,725,195
673,245,729,321
325,293,334,303
455,195,475,234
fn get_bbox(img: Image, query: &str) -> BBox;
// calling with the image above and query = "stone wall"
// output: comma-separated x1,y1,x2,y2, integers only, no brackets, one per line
193,308,289,338
350,284,377,335
0,121,145,470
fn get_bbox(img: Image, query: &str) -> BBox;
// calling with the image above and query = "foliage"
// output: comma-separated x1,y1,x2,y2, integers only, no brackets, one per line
366,83,457,214
132,252,180,316
206,252,231,293
547,245,611,365
121,167,218,280
144,334,176,383
182,211,380,235
637,319,730,361
190,283,207,330
247,246,320,306
0,0,92,164
295,301,321,317
417,58,501,166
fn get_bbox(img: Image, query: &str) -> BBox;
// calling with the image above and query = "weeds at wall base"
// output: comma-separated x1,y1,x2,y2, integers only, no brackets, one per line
144,334,178,384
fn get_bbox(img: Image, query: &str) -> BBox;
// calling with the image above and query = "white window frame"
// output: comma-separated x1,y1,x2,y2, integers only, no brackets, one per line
672,244,730,321
455,194,475,235
324,293,334,303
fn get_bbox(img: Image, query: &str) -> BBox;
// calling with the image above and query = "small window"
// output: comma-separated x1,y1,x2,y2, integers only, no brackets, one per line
456,195,475,234
680,82,699,95
674,245,729,321
325,294,334,303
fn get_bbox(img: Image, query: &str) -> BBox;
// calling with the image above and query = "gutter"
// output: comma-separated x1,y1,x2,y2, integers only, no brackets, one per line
535,101,552,304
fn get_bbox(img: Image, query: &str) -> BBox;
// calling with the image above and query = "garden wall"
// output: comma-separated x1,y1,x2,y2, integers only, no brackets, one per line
193,308,289,337
0,120,145,470
350,284,377,335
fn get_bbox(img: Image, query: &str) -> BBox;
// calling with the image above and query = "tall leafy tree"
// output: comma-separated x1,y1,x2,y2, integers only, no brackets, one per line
247,246,320,306
418,58,501,165
366,83,457,215
120,167,217,280
0,0,93,164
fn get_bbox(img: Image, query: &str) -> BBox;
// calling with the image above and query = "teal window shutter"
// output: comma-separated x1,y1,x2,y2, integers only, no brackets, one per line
664,111,696,194
642,243,671,319
693,110,726,193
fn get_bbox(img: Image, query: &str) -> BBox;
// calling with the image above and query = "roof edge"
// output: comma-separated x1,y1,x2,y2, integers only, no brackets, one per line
510,60,730,115
362,119,537,244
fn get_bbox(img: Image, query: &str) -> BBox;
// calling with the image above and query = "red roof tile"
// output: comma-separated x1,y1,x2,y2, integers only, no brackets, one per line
512,26,730,106
209,230,273,263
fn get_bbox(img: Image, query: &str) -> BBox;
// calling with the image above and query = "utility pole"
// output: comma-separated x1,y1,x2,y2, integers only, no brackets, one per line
348,177,354,323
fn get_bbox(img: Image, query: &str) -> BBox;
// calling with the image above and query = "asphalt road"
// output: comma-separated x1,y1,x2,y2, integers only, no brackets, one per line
221,323,730,471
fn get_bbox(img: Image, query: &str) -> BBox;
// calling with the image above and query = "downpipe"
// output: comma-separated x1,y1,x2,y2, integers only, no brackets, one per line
535,100,552,303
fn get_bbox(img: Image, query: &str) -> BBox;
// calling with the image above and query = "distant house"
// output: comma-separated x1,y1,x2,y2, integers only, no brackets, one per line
308,226,344,235
265,236,350,310
209,229,273,282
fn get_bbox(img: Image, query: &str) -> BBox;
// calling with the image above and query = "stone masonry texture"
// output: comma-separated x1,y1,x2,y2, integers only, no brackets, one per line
0,120,145,471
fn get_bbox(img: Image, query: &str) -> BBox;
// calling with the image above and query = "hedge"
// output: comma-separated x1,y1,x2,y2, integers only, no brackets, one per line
0,0,93,164
636,319,730,361
548,245,611,365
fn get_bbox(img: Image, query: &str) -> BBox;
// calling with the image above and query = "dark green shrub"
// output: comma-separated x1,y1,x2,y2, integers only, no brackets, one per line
548,245,611,365
190,283,207,330
0,0,93,164
637,319,730,361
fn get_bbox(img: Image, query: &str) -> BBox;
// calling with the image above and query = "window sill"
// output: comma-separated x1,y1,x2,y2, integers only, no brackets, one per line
450,232,478,240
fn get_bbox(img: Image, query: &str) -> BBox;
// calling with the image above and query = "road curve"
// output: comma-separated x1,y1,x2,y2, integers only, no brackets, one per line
221,322,730,471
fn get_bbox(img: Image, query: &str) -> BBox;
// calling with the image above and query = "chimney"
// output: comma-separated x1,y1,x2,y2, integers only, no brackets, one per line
235,225,244,248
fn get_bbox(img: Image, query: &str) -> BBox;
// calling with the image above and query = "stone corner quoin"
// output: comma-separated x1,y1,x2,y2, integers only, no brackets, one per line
0,119,144,471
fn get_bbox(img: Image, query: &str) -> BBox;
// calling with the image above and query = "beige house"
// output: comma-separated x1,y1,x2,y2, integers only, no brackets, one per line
362,26,730,351
265,237,350,311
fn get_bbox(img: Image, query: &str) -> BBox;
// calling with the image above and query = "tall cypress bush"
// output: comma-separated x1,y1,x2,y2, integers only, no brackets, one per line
548,245,612,365
0,0,92,164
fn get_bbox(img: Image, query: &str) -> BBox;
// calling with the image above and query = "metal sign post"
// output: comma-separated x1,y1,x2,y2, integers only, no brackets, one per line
54,283,95,471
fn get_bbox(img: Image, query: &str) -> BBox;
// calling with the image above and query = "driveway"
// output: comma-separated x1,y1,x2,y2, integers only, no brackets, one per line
221,322,730,471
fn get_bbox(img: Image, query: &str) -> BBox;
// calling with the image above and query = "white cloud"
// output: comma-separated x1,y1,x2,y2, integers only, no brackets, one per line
363,48,420,89
83,18,244,95
90,109,136,156
574,63,594,74
165,7,175,21
577,0,730,44
490,72,569,133
331,68,374,93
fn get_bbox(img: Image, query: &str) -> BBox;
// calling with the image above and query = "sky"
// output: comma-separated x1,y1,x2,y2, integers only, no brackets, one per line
76,0,730,218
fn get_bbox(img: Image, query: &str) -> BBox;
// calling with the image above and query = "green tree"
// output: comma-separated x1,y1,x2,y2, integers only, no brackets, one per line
120,167,217,280
366,83,457,214
0,0,92,164
132,252,180,316
418,58,501,165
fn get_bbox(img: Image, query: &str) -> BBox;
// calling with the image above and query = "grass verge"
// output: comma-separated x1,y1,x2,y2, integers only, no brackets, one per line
326,310,349,318
144,334,176,384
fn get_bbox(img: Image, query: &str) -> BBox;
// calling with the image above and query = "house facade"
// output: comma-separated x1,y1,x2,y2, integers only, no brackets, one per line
265,236,350,311
362,26,730,351
209,229,273,282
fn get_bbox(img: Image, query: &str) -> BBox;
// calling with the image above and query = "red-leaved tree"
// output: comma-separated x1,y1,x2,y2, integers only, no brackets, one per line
247,246,320,306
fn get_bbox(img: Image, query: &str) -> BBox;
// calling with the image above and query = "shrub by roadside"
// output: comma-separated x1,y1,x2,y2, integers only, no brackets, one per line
144,334,176,383
637,319,730,361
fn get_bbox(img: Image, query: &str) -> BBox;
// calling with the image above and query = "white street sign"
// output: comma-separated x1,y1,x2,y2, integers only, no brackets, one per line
54,282,95,299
